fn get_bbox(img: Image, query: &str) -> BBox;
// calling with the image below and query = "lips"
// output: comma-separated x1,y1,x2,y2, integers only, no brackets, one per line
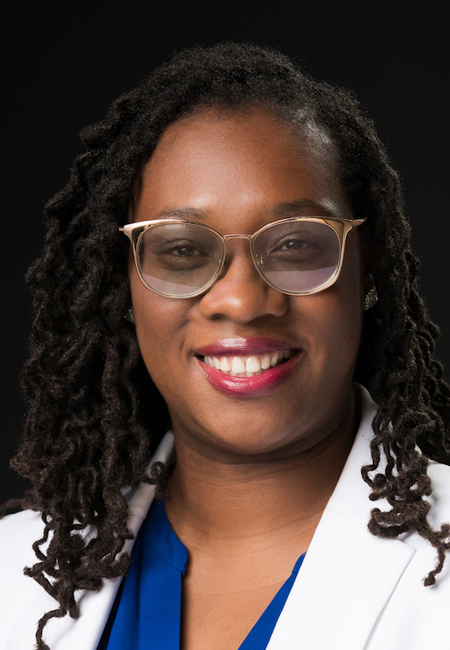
195,338,301,398
197,337,294,356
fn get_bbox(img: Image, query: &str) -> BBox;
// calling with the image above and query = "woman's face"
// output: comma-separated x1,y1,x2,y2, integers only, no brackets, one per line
129,109,367,458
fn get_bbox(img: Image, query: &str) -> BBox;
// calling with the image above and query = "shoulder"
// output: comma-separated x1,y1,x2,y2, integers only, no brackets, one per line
0,509,58,650
0,508,45,565
0,509,45,591
428,459,450,521
402,458,450,563
0,507,44,533
365,459,450,648
0,507,126,650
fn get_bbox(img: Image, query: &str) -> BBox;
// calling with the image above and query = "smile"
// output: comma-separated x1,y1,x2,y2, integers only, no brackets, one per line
195,339,301,399
201,350,295,377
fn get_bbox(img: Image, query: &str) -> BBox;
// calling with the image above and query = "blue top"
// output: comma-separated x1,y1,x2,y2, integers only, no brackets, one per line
98,500,305,650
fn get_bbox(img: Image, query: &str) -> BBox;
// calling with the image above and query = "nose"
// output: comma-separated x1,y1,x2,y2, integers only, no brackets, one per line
198,242,288,323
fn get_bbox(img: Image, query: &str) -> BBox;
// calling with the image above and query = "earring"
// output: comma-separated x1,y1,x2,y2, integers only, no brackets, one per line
364,286,378,311
124,307,135,324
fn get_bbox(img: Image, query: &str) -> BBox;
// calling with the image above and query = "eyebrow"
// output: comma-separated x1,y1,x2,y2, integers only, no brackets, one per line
270,199,338,219
151,207,210,222
149,199,337,223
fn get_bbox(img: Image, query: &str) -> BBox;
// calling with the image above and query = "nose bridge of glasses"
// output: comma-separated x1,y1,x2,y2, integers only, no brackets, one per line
222,233,253,243
221,233,254,260
219,233,264,285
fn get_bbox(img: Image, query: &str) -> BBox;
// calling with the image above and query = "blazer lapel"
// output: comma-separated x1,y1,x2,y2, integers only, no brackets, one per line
267,387,416,650
45,432,175,650
38,387,416,650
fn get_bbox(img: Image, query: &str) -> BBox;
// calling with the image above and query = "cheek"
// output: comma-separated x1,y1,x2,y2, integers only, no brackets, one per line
298,248,364,378
129,266,189,386
299,291,361,356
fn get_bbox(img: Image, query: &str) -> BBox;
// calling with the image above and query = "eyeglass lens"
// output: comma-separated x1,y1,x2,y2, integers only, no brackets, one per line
137,221,340,297
253,221,339,293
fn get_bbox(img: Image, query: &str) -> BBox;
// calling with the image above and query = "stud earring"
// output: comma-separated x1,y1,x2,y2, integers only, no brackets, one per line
124,307,135,324
364,286,378,311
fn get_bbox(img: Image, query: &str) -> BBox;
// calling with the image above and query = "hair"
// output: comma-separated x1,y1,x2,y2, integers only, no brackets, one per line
3,42,450,649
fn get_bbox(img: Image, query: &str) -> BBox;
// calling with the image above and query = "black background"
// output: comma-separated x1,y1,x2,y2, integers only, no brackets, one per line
1,1,449,503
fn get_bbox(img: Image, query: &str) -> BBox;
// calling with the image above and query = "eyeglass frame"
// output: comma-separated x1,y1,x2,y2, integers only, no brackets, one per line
120,216,366,299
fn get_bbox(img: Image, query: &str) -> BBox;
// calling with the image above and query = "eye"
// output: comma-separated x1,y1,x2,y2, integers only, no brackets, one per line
277,238,312,251
270,234,319,255
165,242,202,257
148,238,212,272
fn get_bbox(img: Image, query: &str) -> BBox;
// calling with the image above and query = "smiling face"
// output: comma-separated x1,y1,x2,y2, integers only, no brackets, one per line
129,108,367,459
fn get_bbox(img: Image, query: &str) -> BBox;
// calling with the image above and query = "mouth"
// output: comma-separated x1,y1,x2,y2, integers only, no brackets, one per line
195,338,301,398
199,349,296,377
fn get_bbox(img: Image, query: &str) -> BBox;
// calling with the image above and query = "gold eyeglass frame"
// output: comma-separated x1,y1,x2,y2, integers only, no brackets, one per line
120,216,366,299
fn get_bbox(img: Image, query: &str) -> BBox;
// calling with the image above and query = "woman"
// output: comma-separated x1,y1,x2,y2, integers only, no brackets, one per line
1,43,450,650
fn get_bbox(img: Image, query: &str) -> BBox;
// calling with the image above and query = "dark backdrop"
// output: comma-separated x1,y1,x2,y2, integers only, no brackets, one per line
1,1,449,503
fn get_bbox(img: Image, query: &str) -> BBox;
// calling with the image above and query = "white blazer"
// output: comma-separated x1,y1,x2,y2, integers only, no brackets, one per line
1,386,450,649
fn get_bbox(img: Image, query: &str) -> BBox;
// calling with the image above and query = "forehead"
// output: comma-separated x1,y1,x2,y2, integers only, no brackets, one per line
134,108,352,225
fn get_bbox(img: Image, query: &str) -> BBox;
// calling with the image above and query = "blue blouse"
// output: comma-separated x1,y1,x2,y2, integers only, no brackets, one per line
98,500,304,650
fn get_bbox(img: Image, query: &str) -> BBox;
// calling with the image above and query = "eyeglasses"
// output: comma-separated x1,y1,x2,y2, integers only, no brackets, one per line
120,216,366,299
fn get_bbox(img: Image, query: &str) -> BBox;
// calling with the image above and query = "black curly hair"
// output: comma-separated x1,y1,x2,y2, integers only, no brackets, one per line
3,42,450,650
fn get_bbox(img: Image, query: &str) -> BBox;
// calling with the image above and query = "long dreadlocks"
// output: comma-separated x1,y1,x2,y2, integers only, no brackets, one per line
3,43,450,649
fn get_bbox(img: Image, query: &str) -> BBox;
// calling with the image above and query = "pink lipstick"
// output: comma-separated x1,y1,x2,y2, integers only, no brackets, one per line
195,338,301,399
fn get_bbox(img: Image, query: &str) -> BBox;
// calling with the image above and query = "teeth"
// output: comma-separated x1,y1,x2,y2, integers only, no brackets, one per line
202,350,294,377
246,356,261,373
231,357,246,374
261,355,271,370
219,357,231,372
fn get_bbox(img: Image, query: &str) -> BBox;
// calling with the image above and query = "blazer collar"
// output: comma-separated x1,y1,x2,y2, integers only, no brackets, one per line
47,386,415,650
267,385,416,650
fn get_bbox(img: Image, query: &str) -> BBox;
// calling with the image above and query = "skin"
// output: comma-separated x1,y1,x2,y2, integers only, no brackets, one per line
129,108,370,650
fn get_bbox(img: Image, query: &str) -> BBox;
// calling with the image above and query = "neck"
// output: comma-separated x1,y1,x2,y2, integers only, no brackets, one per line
165,389,359,553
